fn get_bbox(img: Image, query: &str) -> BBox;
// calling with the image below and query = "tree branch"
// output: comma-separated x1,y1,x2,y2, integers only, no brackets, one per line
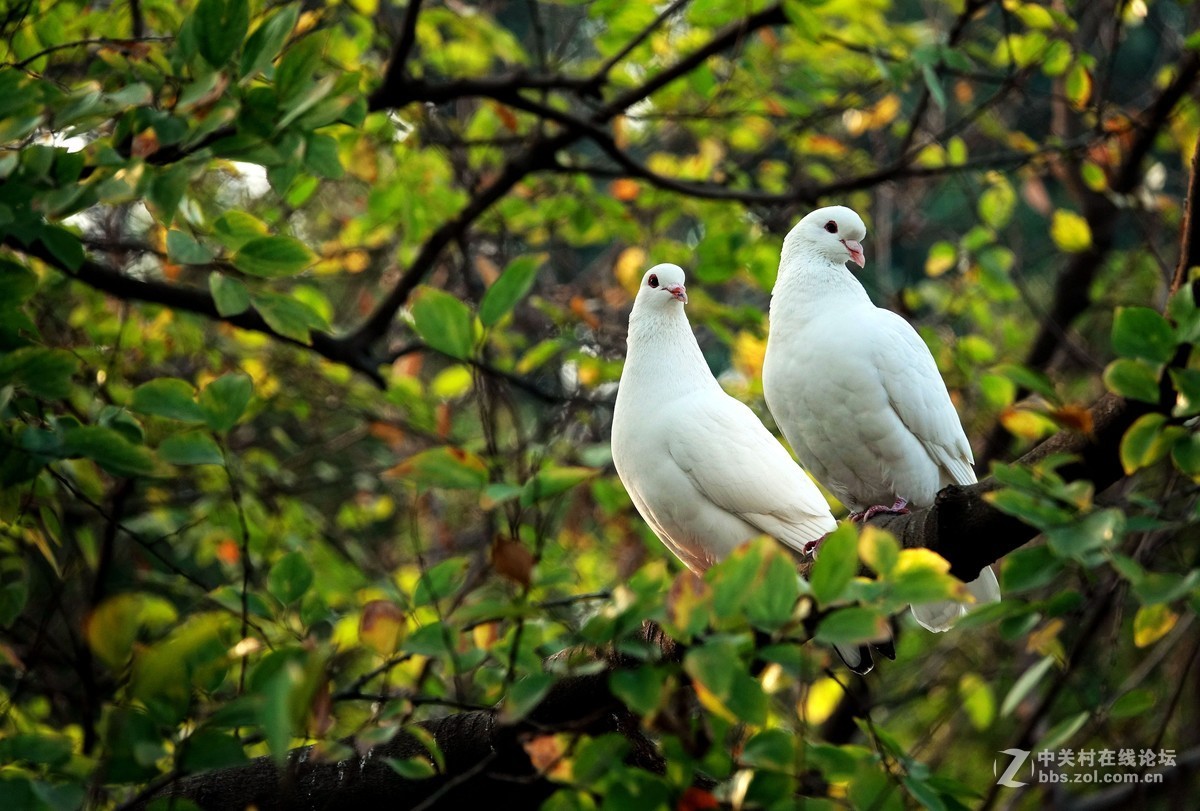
5,236,386,388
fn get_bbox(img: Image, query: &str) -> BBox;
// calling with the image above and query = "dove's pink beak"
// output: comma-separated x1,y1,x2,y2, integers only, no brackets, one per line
842,239,865,268
665,284,688,304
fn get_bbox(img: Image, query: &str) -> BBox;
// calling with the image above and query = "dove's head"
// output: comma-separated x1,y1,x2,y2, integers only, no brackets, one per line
634,263,688,309
784,205,867,269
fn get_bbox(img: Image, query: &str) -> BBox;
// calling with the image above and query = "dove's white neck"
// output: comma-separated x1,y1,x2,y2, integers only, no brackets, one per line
621,303,723,402
770,247,873,331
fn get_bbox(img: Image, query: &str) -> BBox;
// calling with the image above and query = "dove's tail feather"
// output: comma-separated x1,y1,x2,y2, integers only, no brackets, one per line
834,644,873,675
910,565,1001,633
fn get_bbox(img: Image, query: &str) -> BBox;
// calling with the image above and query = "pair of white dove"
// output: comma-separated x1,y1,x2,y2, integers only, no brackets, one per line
611,206,1000,674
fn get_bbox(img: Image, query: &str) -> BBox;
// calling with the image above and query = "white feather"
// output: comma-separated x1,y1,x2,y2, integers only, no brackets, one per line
763,207,1001,632
612,264,874,670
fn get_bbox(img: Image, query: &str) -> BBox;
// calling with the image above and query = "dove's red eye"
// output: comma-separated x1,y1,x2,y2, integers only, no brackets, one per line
648,274,659,288
824,221,838,234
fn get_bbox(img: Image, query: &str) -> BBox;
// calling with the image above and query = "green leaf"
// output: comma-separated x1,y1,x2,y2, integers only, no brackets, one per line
1039,711,1088,752
978,177,1015,229
1000,655,1054,716
814,606,888,646
1133,603,1178,647
684,639,767,725
1111,306,1177,363
131,378,208,423
194,0,249,68
158,431,224,466
741,728,795,771
181,730,249,772
199,372,253,432
1169,368,1200,417
609,667,664,717
1103,358,1162,403
209,273,251,317
808,523,858,605
213,211,269,250
1046,508,1124,560
958,673,996,730
386,757,437,780
1167,286,1200,343
252,291,328,344
62,426,156,477
500,673,554,723
304,133,343,179
1001,545,1063,592
233,236,315,278
1119,413,1171,475
745,552,801,628
37,225,84,272
0,347,77,399
519,465,596,507
479,255,541,326
166,230,215,265
1110,688,1155,719
0,260,37,303
268,552,313,604
389,446,488,490
1171,432,1200,478
410,287,474,359
993,363,1059,402
921,64,946,111
903,775,947,811
240,5,299,79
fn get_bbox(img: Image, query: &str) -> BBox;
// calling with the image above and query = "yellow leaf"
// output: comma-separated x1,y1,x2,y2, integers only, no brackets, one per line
1051,210,1093,253
1026,618,1066,660
359,600,405,655
859,525,899,575
1000,407,1058,440
733,332,766,380
800,677,845,725
894,547,951,575
614,246,648,295
1133,604,1177,648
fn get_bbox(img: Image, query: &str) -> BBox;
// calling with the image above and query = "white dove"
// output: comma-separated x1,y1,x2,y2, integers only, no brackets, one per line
612,263,886,672
762,206,1001,632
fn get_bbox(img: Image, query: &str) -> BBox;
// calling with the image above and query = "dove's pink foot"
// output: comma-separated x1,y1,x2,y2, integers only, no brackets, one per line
849,497,909,523
802,532,830,557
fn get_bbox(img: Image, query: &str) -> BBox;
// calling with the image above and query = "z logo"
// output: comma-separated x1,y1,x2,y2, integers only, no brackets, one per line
994,748,1031,788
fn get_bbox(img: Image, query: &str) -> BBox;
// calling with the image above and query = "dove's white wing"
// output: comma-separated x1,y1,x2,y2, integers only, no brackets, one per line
665,394,837,556
873,310,977,488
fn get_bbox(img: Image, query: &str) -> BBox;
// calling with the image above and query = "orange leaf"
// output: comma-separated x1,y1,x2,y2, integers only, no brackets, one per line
491,537,534,587
610,179,640,202
1050,404,1094,435
368,421,406,449
522,734,572,780
678,787,720,811
216,538,240,564
132,130,160,158
494,103,519,132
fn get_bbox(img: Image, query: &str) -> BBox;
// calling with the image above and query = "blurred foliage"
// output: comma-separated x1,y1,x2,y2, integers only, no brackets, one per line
1,0,1199,808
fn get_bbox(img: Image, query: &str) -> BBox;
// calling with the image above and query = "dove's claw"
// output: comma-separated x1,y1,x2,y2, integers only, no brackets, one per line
802,532,829,558
858,497,909,522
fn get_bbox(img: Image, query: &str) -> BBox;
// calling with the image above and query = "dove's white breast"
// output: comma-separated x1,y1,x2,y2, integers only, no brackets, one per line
764,302,973,511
